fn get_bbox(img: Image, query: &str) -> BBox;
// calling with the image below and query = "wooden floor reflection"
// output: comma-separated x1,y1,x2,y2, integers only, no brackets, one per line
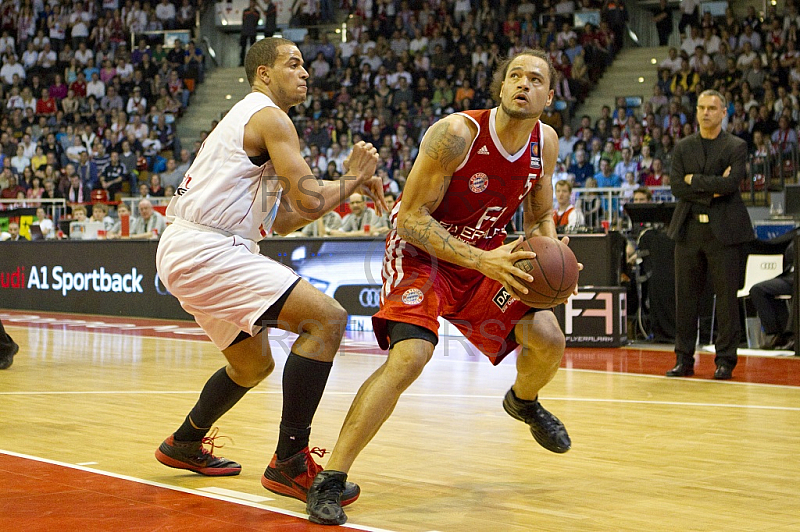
1,310,799,532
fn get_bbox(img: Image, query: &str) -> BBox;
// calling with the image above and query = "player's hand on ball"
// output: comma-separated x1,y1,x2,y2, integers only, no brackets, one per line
479,236,536,301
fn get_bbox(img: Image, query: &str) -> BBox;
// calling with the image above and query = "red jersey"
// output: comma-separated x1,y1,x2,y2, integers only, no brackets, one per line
408,108,544,253
375,109,547,360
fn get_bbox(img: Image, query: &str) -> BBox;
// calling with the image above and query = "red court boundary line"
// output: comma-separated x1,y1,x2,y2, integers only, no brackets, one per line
0,450,391,532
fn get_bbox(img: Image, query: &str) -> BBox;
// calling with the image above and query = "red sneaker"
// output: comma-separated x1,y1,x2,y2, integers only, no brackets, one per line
261,447,360,505
155,428,241,476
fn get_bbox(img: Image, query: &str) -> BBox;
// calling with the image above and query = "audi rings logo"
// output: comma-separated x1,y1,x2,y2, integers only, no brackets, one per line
359,288,381,308
760,262,778,270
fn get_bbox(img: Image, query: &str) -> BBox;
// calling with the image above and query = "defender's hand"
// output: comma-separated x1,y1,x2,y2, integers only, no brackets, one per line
360,175,388,215
343,141,379,182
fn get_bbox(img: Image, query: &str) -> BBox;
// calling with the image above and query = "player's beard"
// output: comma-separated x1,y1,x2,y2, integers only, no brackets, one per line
501,100,537,120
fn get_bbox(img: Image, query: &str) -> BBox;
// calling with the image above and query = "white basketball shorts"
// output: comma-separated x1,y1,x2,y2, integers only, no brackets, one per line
156,222,299,350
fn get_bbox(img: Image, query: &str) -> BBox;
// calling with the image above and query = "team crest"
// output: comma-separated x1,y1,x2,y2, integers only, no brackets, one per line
530,142,541,169
469,173,489,193
402,288,424,305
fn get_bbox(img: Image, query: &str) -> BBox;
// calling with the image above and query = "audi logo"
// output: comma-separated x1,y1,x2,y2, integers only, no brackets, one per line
760,263,778,270
359,288,381,308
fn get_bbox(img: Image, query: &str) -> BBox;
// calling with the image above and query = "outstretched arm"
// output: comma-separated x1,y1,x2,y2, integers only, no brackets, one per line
250,107,382,235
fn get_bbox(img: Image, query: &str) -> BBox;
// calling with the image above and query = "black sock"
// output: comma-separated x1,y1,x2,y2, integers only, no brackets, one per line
510,388,538,405
174,367,252,442
276,353,333,460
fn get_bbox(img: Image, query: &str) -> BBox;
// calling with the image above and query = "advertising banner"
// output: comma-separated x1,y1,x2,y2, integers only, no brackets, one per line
0,241,190,320
0,238,626,346
552,287,628,347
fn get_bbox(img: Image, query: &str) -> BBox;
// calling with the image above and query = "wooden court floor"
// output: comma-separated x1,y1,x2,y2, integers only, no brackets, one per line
1,310,799,532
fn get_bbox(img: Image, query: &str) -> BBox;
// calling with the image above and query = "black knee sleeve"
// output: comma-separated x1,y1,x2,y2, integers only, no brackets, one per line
387,321,438,350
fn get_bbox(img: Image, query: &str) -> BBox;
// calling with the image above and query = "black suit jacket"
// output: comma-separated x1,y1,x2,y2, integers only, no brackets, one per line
667,130,755,245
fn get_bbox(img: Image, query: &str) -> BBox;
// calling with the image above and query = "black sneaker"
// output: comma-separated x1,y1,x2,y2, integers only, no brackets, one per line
0,339,19,370
261,446,360,506
155,428,241,476
306,470,349,525
503,389,571,453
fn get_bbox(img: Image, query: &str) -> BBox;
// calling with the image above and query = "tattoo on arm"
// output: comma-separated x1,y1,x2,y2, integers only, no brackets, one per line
529,181,546,214
399,199,484,269
527,221,543,237
423,122,467,168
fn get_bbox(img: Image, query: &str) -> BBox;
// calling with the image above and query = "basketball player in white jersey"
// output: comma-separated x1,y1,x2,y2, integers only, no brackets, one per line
307,49,577,525
154,37,384,507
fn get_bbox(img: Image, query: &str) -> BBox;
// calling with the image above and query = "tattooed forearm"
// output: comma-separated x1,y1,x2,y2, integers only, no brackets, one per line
526,221,543,237
524,181,556,237
423,122,467,168
528,181,547,215
399,212,485,270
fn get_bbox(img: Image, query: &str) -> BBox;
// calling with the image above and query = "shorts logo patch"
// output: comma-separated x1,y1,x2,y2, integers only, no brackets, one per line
493,286,514,313
401,288,424,305
469,173,489,193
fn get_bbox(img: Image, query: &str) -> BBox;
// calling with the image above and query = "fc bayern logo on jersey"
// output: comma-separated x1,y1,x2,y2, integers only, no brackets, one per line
530,142,541,169
469,173,489,193
402,288,424,305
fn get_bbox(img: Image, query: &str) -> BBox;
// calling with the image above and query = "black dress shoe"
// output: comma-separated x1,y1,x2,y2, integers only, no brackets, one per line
762,334,781,350
666,362,694,377
0,340,19,370
776,333,795,351
713,364,733,380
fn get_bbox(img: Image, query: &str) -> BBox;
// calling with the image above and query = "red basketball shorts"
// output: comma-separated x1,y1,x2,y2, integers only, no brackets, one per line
372,243,533,365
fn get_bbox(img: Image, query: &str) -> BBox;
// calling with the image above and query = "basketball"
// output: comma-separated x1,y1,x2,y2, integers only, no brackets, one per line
513,236,579,308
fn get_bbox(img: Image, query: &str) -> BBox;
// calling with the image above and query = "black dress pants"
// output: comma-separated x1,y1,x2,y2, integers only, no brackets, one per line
750,276,793,335
674,220,742,367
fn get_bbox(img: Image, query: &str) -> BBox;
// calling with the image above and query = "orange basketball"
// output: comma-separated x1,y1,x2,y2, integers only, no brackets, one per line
513,236,579,308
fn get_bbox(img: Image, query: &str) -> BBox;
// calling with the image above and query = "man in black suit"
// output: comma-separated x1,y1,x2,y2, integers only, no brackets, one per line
750,241,794,350
666,89,755,380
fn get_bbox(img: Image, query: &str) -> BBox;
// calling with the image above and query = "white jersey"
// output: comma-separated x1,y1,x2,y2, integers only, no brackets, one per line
166,92,283,241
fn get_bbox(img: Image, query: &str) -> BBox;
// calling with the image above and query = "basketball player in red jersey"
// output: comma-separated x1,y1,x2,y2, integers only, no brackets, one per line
306,49,577,525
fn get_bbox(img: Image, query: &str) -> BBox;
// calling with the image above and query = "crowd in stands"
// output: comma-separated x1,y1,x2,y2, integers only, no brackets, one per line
558,1,800,229
1,0,630,238
0,0,204,238
4,0,799,239
275,0,630,234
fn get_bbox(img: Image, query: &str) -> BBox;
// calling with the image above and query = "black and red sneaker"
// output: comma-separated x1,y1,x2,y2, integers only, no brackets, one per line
261,447,359,506
155,428,241,476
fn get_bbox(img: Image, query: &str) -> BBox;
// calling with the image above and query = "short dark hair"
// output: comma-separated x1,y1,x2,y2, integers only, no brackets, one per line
490,48,555,102
244,37,297,86
634,187,653,201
